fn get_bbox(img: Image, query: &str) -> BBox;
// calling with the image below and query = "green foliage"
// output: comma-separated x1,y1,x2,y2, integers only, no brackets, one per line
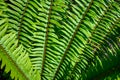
0,0,120,80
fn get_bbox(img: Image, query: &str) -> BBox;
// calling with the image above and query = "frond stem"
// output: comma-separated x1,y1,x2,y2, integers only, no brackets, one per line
17,0,30,47
41,0,53,78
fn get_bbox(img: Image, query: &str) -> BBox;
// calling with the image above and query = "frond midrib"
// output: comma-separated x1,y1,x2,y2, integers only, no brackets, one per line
17,0,30,46
41,0,53,77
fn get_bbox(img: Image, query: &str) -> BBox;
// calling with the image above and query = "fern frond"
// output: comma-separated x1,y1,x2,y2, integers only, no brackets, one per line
0,33,40,80
0,0,8,38
29,0,68,79
7,0,39,49
52,0,94,79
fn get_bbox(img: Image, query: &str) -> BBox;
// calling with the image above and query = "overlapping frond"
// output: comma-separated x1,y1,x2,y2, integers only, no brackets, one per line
53,0,120,79
0,32,40,80
68,5,120,80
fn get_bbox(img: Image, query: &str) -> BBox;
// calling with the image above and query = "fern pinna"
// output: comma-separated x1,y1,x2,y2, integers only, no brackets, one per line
0,0,120,80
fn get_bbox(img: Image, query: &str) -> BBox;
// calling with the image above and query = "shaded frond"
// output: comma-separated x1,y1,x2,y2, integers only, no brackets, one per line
53,0,120,79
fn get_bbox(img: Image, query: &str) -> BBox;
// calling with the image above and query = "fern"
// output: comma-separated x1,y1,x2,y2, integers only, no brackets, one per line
0,0,120,80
